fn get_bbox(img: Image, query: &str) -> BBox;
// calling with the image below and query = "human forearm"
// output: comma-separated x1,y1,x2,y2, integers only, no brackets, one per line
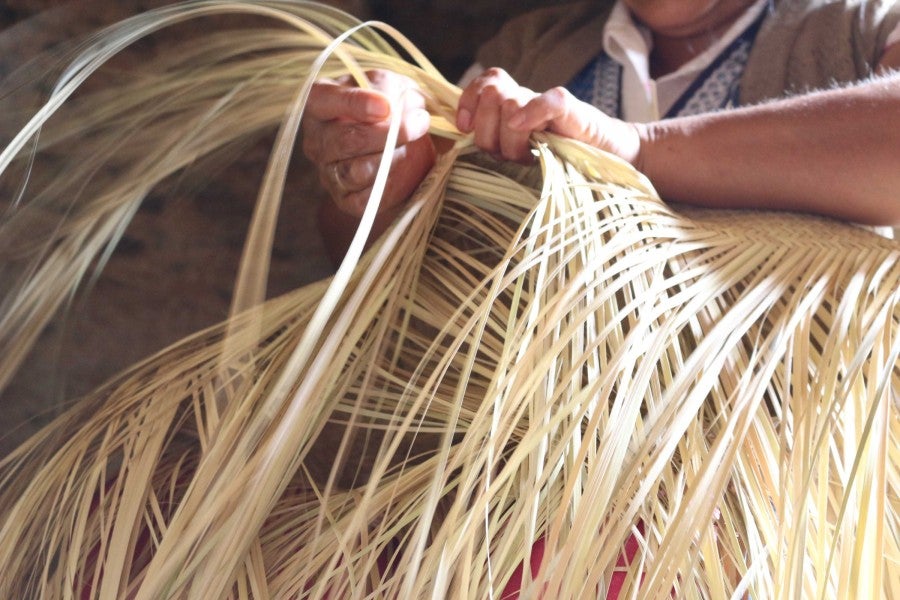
636,73,900,226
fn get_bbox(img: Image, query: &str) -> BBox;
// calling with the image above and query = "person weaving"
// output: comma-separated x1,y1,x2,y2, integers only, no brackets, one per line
303,0,900,261
302,3,900,595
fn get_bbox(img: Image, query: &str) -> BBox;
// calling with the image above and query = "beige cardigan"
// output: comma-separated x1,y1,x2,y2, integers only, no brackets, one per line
475,0,900,105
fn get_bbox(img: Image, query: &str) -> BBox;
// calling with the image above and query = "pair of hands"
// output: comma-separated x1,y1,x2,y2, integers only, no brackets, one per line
302,68,643,218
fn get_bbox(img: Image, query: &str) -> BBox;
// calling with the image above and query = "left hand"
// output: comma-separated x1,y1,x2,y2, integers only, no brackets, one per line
456,67,644,166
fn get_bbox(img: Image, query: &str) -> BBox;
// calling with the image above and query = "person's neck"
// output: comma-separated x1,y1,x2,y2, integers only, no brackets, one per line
647,3,752,79
649,32,717,78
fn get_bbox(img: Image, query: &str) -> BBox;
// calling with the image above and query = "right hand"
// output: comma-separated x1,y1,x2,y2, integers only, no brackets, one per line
302,70,436,218
457,67,642,167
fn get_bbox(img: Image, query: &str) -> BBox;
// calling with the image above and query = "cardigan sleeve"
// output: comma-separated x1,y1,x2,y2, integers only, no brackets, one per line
473,1,613,91
741,0,900,105
473,1,899,106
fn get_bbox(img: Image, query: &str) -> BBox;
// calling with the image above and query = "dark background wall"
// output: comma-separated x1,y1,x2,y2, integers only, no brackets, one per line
0,1,582,457
1,0,575,79
0,0,572,456
367,0,575,80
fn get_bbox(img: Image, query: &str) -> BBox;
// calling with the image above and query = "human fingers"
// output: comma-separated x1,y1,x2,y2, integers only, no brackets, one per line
498,97,536,163
305,103,431,167
327,133,436,217
305,70,427,125
506,86,571,135
365,69,428,102
302,79,392,166
509,87,642,164
303,70,431,165
457,68,535,157
305,77,392,123
304,70,436,216
457,67,518,132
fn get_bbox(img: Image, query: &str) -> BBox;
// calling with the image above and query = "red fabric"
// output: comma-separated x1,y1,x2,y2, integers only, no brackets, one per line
500,530,642,599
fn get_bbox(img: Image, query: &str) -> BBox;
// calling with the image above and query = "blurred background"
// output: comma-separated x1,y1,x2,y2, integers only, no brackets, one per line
2,0,578,80
0,0,578,456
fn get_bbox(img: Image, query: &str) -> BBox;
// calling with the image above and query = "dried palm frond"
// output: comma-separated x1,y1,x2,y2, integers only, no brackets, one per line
0,2,897,598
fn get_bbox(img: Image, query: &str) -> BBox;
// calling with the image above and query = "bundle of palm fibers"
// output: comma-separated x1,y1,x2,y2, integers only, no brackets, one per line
0,1,898,598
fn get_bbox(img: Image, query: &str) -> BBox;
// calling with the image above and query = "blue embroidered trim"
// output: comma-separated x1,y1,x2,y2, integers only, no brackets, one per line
569,52,622,118
566,7,769,119
666,7,768,117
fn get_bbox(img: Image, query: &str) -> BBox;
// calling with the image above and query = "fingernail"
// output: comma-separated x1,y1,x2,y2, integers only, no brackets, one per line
457,108,472,132
508,111,526,129
365,97,390,120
